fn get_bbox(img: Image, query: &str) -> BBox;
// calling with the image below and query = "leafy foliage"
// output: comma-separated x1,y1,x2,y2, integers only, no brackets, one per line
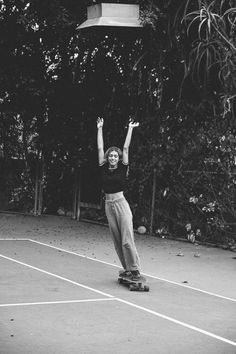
182,0,236,116
0,0,235,247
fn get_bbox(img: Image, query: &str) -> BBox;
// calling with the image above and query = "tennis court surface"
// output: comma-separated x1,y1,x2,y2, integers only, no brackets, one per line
0,236,235,354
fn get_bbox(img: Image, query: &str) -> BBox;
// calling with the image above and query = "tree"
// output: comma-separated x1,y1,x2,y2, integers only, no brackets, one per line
135,0,236,244
0,0,235,246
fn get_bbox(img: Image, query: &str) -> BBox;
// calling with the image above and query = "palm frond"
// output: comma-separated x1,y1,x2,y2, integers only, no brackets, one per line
198,17,207,38
186,15,201,36
222,7,236,18
183,10,201,22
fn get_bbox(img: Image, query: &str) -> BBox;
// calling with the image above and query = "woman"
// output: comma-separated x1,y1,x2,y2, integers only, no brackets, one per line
97,117,141,280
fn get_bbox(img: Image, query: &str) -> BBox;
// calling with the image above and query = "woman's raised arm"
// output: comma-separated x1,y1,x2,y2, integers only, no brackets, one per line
97,117,105,165
122,119,139,165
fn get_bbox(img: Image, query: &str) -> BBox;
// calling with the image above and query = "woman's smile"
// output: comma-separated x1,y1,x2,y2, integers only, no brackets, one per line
108,151,119,166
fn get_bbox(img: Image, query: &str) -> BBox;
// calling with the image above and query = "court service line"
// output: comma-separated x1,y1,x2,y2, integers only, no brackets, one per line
0,298,116,308
28,239,236,302
0,254,114,299
116,298,236,347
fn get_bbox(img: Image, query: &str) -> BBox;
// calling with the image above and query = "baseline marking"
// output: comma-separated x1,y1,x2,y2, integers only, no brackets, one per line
0,254,114,299
0,298,116,308
116,298,236,347
28,239,236,302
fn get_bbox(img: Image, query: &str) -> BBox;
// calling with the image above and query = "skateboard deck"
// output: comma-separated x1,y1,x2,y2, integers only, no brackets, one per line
118,274,150,292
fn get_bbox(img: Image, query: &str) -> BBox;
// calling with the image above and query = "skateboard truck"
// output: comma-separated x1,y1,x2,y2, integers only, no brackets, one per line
118,275,150,292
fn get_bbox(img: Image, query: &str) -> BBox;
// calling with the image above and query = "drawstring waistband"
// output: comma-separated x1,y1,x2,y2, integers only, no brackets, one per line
105,191,124,202
105,196,125,203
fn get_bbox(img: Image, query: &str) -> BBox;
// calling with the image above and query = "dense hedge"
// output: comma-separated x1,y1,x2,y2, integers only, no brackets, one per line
0,1,235,248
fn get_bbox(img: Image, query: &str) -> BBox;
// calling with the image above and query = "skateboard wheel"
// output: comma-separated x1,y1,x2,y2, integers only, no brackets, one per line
144,285,149,292
129,285,136,291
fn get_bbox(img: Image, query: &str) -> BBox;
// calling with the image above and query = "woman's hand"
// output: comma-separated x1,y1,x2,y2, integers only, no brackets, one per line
97,117,104,129
128,118,139,128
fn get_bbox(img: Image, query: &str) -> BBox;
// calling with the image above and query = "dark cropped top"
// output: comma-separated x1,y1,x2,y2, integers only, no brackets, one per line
100,161,128,194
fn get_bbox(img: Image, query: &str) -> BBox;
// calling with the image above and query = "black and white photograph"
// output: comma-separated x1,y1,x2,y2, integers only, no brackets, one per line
0,1,236,353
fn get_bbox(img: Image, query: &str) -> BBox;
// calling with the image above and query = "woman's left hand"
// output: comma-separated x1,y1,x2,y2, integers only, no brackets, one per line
128,118,140,128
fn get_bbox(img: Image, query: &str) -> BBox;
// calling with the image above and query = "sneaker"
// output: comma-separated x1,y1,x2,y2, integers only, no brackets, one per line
131,270,141,281
119,270,132,277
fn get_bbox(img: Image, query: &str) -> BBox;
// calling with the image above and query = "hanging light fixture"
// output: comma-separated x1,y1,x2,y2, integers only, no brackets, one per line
77,3,142,29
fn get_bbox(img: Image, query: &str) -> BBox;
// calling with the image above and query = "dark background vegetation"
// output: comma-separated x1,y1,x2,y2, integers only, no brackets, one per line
0,0,235,249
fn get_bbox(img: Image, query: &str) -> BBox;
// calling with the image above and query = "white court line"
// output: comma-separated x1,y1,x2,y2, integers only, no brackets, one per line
116,298,236,347
1,238,236,302
0,254,114,299
0,238,29,241
0,252,235,347
0,298,116,308
28,239,236,302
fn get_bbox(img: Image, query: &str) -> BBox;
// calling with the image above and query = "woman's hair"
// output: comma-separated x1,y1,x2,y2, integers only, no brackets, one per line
104,146,122,161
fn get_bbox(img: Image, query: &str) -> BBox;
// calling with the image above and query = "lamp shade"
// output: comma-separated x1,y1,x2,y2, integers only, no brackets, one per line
77,3,142,29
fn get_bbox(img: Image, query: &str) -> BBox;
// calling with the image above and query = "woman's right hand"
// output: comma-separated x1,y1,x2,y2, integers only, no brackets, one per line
97,117,104,129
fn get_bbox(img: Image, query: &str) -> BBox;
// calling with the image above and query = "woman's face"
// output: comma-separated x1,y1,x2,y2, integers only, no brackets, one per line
108,150,119,167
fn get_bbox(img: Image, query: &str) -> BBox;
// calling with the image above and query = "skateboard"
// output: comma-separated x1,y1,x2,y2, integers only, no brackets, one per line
118,274,150,292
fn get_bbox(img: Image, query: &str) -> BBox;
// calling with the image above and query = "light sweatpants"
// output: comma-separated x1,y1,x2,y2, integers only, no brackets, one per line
105,197,140,271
